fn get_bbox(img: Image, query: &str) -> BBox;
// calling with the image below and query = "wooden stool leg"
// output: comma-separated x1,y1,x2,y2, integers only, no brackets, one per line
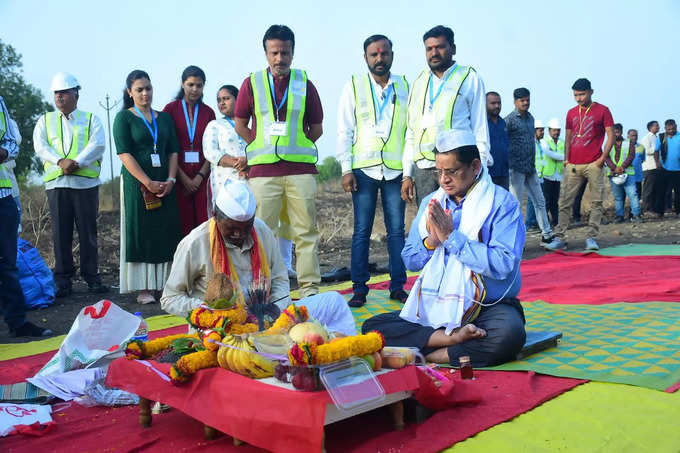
204,425,219,440
389,400,405,431
139,397,152,428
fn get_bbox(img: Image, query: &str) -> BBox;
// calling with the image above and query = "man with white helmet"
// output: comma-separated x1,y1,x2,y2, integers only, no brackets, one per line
161,179,357,336
542,118,565,226
33,72,108,297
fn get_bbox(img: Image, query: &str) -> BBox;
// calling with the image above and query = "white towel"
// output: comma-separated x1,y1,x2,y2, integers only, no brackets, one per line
400,168,495,334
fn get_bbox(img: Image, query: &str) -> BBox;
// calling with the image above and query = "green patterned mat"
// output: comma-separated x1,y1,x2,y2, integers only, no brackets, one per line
598,243,680,256
348,292,680,391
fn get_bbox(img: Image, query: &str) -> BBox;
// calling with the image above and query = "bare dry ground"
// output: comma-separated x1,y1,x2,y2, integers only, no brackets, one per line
2,181,678,343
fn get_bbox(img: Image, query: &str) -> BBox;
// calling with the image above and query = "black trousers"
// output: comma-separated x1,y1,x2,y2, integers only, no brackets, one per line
657,169,680,215
642,169,663,214
46,186,101,287
413,166,439,207
0,196,26,329
542,179,561,226
572,179,587,221
491,175,509,191
362,298,526,368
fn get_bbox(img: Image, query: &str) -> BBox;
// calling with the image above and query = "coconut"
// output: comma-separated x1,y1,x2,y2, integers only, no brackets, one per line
204,273,235,309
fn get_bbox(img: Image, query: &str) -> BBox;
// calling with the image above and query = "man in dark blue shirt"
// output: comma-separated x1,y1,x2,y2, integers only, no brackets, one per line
486,92,509,189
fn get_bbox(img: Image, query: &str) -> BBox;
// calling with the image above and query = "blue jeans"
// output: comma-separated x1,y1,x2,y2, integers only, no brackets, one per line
0,196,26,329
525,196,537,227
609,176,641,217
351,170,406,295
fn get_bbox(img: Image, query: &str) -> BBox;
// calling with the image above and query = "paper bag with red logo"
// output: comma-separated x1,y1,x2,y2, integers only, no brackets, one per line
34,300,140,377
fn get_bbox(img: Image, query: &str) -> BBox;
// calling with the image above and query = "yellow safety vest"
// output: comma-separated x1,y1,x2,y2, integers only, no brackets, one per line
606,141,635,176
351,74,408,170
407,64,473,162
43,110,100,182
535,140,547,178
543,139,565,177
246,69,317,166
0,109,11,189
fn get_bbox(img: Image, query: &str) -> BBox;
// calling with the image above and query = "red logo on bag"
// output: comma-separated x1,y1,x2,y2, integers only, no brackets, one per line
2,405,37,418
83,300,112,319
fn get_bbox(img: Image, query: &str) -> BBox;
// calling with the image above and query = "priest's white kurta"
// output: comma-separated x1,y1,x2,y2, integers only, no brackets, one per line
160,218,357,336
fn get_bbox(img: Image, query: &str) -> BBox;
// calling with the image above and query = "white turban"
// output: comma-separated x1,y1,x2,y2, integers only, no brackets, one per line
435,129,476,153
215,179,256,221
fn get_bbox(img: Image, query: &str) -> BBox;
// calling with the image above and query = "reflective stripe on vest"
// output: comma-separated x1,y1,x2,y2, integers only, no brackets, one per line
408,65,473,162
246,69,317,165
0,110,12,188
535,140,546,178
543,139,564,177
351,74,408,170
43,111,100,182
607,141,636,176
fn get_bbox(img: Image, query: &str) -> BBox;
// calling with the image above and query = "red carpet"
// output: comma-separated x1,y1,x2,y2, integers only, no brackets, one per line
344,252,680,305
3,370,584,453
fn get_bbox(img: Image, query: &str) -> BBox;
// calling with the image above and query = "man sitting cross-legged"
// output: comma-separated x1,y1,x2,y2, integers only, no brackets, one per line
362,129,526,367
161,179,357,336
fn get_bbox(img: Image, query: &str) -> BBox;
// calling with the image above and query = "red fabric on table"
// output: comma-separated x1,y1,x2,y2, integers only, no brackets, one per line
343,252,680,305
105,358,420,453
3,370,583,453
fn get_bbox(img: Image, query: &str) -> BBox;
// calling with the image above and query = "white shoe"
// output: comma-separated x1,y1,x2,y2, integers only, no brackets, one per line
585,238,599,251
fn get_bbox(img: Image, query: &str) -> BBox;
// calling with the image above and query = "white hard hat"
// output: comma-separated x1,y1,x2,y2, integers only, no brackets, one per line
51,72,80,92
534,120,545,129
611,173,628,186
548,118,561,129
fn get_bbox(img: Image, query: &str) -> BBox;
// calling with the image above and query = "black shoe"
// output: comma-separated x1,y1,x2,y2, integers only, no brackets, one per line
10,321,53,338
601,218,610,225
321,267,351,282
541,235,555,244
56,285,72,298
390,289,409,303
88,282,110,294
348,293,367,308
615,216,625,224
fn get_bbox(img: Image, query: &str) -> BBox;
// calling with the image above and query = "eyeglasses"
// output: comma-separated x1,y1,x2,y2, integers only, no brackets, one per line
436,167,466,179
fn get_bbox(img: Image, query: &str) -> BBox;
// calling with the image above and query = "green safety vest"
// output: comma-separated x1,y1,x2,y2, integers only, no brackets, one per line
0,109,11,189
407,65,473,162
535,139,546,178
543,139,565,177
246,68,317,166
351,74,408,170
43,110,100,182
607,141,635,176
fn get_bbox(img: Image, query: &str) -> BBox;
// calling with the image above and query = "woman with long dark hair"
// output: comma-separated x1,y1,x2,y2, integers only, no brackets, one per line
113,70,181,304
163,65,215,236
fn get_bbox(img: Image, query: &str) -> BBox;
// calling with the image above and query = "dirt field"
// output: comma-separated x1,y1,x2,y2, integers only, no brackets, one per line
2,181,679,343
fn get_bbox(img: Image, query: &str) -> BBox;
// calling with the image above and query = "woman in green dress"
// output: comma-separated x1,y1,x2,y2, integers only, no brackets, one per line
113,70,182,304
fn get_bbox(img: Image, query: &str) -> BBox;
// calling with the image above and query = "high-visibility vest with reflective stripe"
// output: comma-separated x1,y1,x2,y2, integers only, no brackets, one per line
543,139,564,177
407,65,473,162
246,69,317,166
606,141,636,176
0,109,11,189
535,139,547,178
351,74,408,170
43,110,100,182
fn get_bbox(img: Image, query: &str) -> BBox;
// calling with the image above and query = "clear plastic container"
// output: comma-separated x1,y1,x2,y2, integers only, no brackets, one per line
380,346,423,369
130,312,148,342
274,363,323,391
319,357,385,412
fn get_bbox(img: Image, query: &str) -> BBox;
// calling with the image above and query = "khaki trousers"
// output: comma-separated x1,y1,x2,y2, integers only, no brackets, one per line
249,175,321,294
555,161,604,239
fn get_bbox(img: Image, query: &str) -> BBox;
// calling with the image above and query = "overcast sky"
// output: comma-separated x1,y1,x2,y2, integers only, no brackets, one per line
3,0,679,181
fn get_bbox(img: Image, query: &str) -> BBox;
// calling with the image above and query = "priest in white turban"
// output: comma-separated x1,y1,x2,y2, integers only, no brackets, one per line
161,179,357,335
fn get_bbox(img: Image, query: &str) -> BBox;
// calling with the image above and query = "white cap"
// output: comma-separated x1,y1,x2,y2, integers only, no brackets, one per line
215,179,256,221
534,120,545,129
435,129,476,153
51,72,80,92
547,118,561,129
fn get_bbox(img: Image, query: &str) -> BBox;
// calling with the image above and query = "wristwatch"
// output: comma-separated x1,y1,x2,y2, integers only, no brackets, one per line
166,177,176,184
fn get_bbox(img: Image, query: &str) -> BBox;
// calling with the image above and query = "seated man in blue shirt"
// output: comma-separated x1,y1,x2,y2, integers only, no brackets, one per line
362,130,526,367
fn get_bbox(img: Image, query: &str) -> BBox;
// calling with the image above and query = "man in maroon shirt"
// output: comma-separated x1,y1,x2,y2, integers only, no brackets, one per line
545,78,614,252
234,24,323,297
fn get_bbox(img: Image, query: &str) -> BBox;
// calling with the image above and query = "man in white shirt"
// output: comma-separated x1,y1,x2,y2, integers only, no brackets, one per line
401,25,491,206
33,73,108,297
336,34,409,307
640,120,661,215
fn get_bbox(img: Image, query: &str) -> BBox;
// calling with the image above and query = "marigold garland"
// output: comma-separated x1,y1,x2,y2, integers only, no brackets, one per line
188,305,248,330
264,304,309,334
170,349,218,384
125,333,199,360
229,323,259,335
287,331,385,366
201,330,223,351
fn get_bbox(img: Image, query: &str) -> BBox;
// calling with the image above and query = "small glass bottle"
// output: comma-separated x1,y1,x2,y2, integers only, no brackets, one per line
459,355,474,380
131,312,149,342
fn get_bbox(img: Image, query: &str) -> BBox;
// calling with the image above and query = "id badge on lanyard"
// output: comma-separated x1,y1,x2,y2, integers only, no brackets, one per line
151,153,161,167
269,121,288,136
184,150,200,163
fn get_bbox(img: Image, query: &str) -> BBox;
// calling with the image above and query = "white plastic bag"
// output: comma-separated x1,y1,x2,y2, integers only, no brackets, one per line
0,403,52,437
35,300,141,377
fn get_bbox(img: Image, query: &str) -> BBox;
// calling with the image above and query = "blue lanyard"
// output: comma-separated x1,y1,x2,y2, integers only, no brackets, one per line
267,72,288,121
224,116,235,127
428,63,459,110
181,99,199,147
372,83,394,122
133,105,158,151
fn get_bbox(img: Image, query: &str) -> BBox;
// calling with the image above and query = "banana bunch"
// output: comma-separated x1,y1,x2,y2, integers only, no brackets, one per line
217,334,275,379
